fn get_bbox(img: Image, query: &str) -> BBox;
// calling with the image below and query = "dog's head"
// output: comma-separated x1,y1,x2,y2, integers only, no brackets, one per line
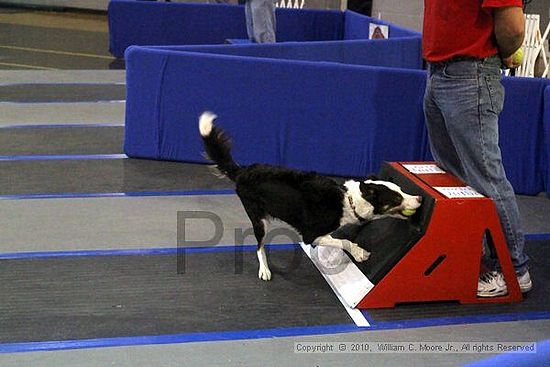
345,179,422,220
359,179,422,215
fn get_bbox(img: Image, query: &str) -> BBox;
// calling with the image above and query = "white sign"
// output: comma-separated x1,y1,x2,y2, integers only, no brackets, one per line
402,164,446,174
434,186,485,198
369,23,389,39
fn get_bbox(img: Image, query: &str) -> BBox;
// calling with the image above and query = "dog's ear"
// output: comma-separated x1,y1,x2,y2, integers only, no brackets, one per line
359,182,376,201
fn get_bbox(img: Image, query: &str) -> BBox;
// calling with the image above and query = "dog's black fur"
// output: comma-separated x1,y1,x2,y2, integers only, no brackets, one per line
199,112,421,280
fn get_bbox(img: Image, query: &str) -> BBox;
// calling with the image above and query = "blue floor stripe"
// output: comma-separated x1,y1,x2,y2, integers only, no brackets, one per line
0,243,298,260
0,324,360,354
525,233,550,241
0,189,236,200
0,153,127,161
2,233,546,260
1,312,549,354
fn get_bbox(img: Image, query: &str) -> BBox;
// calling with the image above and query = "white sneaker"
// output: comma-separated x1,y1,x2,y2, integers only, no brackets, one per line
477,271,507,297
517,271,533,293
477,270,533,297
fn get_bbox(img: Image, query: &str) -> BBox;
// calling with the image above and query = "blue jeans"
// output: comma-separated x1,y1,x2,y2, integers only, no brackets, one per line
424,55,529,275
245,0,276,43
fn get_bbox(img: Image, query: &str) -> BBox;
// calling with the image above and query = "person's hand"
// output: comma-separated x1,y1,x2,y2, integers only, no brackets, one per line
501,55,521,69
501,47,523,69
502,56,521,69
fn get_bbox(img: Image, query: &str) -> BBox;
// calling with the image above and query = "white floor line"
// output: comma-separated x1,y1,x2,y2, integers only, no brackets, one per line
0,101,125,125
0,45,113,60
300,243,372,327
0,123,124,128
0,100,126,104
0,70,126,85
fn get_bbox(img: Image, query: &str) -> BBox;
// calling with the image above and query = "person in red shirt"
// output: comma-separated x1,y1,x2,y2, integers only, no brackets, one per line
422,0,532,297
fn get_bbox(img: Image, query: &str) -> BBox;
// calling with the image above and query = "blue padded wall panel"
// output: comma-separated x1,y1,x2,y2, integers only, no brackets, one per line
124,47,172,159
108,0,246,57
545,86,550,196
124,46,428,177
274,8,344,42
108,0,344,58
343,11,421,40
149,37,422,69
109,1,246,58
277,66,429,176
500,77,550,195
124,45,550,194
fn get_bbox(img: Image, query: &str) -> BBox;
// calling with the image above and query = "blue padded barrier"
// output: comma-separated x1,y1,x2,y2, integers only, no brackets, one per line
124,45,550,194
124,45,429,178
109,1,244,57
274,8,343,43
108,1,421,58
108,0,344,58
545,86,550,196
147,37,423,69
499,77,550,195
343,10,420,40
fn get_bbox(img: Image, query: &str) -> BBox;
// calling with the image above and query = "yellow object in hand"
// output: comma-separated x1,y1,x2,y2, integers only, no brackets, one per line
511,47,524,65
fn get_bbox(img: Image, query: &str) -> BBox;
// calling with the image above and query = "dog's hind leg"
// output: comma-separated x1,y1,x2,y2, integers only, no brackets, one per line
254,219,272,281
240,199,272,280
312,234,370,263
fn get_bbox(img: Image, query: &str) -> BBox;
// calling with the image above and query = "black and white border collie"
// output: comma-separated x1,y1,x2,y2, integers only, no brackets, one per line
199,112,422,281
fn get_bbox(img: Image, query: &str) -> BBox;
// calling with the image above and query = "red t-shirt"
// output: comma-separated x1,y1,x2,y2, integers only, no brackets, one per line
423,0,523,62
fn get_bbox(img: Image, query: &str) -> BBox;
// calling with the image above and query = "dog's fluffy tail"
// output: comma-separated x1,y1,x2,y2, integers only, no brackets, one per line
199,112,240,181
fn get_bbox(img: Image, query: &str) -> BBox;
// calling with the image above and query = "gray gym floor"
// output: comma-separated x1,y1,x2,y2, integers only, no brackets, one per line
0,6,549,367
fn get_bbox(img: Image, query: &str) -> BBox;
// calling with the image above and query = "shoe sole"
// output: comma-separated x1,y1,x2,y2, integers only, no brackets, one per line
477,280,532,297
520,281,533,293
477,289,508,297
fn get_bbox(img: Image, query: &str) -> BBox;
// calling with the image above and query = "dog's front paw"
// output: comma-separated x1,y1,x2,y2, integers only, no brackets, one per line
258,265,272,281
350,245,370,262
